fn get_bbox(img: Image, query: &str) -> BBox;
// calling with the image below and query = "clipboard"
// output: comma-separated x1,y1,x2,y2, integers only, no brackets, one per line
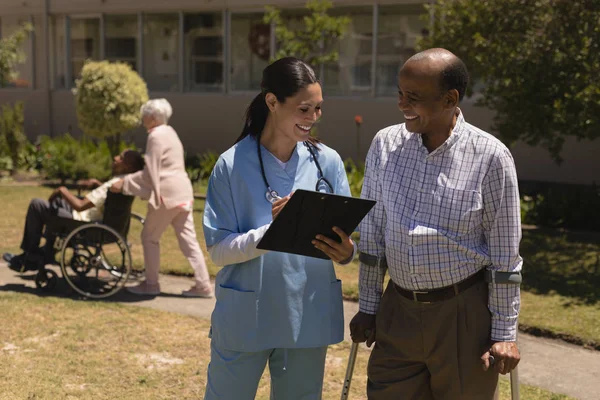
257,189,376,260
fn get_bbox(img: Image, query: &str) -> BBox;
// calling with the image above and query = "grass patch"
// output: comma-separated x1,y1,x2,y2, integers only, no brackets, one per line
1,184,599,347
0,292,573,399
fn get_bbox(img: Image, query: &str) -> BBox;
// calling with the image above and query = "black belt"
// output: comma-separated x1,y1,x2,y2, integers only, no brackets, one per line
394,269,485,303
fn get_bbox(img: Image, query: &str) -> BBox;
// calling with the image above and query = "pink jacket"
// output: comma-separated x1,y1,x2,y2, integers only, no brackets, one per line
122,124,194,210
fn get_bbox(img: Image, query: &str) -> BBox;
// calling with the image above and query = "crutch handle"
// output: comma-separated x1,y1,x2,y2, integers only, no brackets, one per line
340,342,360,400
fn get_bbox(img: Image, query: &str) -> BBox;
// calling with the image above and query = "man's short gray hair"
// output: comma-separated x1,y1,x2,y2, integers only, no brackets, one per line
141,98,173,124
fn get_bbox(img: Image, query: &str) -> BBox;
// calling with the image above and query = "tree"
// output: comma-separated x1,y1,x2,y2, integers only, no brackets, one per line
73,61,149,155
420,0,600,163
0,22,33,88
0,101,26,175
264,0,350,68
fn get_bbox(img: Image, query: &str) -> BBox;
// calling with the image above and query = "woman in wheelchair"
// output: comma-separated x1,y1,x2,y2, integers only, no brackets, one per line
109,98,213,298
2,149,144,273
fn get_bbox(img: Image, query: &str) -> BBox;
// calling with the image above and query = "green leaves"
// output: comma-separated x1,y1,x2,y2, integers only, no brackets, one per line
0,101,26,174
421,0,600,163
264,0,350,67
39,134,134,183
0,23,33,88
74,61,149,143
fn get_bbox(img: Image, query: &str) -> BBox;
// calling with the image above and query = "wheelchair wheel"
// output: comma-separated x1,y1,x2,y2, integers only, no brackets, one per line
35,269,58,292
60,223,132,299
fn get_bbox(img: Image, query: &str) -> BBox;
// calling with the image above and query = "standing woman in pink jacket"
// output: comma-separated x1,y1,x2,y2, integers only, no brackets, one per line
110,98,213,297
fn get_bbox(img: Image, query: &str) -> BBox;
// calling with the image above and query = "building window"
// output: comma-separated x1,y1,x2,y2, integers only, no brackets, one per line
184,13,224,92
50,16,67,89
105,14,138,70
0,16,33,89
143,14,179,92
70,17,101,84
323,6,373,96
376,4,428,97
230,13,269,92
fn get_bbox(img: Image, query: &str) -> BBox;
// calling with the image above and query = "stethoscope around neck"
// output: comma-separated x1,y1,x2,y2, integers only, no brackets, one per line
257,138,333,204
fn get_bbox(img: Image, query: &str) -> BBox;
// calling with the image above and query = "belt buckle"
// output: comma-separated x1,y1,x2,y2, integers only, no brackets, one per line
412,291,431,303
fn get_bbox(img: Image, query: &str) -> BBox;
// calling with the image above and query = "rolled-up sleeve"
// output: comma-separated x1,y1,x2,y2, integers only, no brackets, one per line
358,134,388,315
482,149,523,342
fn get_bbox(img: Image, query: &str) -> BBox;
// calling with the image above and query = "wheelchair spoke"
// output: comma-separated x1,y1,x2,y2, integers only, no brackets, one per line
60,224,132,299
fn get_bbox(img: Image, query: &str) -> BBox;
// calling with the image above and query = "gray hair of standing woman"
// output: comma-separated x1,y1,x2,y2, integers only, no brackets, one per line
141,98,173,125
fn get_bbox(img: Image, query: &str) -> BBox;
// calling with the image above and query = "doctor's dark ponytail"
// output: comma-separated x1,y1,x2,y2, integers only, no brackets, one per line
236,92,269,144
235,57,321,146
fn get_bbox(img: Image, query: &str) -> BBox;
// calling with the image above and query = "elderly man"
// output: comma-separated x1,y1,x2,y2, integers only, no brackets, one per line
350,48,522,399
3,149,144,272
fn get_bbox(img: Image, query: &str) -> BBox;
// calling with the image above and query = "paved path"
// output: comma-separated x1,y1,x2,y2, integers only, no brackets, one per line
1,264,599,399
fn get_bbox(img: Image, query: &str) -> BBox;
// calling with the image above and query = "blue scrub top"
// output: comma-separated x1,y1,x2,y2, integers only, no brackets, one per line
203,136,351,352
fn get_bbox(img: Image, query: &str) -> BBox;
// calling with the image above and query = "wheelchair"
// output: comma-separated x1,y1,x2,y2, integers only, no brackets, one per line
36,191,145,299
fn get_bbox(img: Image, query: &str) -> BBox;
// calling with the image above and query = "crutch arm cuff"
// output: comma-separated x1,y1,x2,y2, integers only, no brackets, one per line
484,270,522,285
359,252,387,269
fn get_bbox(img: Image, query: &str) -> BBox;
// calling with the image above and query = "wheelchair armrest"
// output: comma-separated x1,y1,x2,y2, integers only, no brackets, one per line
130,212,145,225
45,215,90,238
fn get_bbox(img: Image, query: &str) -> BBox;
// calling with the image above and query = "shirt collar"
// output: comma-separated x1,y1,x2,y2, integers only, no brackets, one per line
415,108,465,157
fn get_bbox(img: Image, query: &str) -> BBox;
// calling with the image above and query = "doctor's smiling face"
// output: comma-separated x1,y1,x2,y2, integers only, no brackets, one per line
265,83,323,143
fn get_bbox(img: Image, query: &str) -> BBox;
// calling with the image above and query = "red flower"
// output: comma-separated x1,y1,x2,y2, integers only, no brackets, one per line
354,115,363,125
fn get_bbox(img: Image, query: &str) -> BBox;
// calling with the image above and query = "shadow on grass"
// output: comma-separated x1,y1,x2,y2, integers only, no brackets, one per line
0,268,200,304
520,228,600,305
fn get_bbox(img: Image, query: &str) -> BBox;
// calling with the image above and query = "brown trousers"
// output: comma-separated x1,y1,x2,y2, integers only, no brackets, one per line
367,280,498,399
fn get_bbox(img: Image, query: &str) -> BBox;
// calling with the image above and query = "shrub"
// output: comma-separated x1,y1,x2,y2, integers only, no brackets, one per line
520,181,600,231
18,140,43,172
344,158,364,198
0,101,26,174
39,134,134,183
73,61,148,155
0,23,33,88
185,151,219,184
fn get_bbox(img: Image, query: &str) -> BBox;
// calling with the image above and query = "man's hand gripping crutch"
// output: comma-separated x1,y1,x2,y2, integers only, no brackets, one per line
481,269,523,400
341,313,376,400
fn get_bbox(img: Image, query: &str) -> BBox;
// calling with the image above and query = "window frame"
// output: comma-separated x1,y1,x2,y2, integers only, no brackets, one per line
41,3,430,97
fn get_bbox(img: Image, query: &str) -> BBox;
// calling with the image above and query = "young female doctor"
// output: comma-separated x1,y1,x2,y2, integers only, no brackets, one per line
203,57,355,399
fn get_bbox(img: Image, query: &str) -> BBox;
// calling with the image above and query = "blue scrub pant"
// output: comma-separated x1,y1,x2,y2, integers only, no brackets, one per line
204,341,328,400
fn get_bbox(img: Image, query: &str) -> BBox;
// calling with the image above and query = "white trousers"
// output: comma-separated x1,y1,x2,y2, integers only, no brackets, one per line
141,203,210,288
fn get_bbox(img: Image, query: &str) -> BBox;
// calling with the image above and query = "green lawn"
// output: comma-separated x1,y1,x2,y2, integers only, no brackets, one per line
0,292,573,399
1,184,599,348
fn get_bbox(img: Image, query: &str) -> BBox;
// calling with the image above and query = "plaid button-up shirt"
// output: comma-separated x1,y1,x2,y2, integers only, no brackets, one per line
358,111,523,341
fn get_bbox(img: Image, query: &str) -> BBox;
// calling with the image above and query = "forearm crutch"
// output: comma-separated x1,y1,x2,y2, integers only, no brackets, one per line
486,269,522,400
490,354,520,400
510,365,520,400
510,322,520,400
340,342,359,400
